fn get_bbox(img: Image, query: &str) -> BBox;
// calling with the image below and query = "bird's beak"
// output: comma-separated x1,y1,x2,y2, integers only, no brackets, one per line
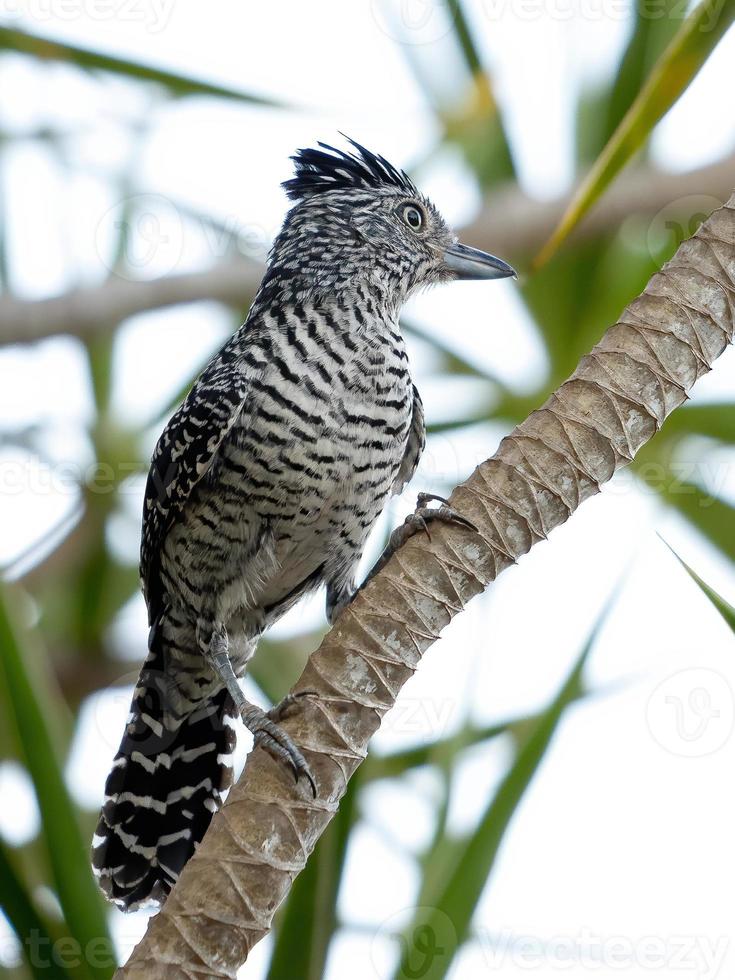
443,242,516,281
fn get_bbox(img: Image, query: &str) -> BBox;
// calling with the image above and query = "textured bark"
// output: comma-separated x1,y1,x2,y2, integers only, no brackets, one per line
117,196,735,978
2,154,734,347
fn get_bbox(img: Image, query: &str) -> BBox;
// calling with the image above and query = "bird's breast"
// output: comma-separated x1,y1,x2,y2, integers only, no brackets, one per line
227,321,413,524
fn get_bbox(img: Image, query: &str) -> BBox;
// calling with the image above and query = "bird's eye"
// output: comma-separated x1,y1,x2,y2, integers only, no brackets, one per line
401,205,424,231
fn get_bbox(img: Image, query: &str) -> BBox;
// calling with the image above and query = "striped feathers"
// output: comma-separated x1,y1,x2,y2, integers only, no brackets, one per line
283,135,417,201
92,648,237,910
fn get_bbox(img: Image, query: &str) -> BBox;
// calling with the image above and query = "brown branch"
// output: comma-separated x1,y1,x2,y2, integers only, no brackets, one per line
3,154,734,347
116,197,735,977
461,151,735,256
0,259,263,346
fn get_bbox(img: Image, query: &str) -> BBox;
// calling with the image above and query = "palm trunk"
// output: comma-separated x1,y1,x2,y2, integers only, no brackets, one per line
117,195,735,979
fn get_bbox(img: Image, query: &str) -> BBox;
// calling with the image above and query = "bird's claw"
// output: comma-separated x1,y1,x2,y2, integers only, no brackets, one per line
364,492,477,583
356,492,478,602
415,491,478,532
415,491,449,507
242,702,317,798
389,492,478,549
267,690,318,723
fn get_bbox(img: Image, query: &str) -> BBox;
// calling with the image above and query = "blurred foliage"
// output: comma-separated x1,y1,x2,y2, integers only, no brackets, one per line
536,0,735,265
392,604,606,980
664,543,735,632
0,1,734,976
0,25,285,106
0,589,111,980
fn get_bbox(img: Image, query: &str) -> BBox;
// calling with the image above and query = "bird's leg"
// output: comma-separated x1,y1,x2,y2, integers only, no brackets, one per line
326,578,357,625
204,624,317,797
363,492,478,587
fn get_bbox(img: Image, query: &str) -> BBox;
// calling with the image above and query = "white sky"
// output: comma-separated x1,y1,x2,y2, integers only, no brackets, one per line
1,1,735,977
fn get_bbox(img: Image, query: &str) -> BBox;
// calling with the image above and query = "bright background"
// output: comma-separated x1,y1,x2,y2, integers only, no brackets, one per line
1,2,735,978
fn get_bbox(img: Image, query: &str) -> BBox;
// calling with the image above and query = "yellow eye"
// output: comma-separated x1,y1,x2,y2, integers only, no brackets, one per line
402,205,424,231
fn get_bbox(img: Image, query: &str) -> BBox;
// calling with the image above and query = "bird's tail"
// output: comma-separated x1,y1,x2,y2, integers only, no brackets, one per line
92,645,237,910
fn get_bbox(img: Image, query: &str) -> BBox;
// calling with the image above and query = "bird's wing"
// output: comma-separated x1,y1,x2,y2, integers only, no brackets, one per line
392,384,425,495
140,352,249,623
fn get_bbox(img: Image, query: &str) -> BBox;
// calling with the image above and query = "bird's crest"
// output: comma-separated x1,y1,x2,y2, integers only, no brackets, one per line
283,136,418,201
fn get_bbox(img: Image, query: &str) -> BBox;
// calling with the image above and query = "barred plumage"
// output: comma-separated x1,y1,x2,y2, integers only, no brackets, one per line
92,137,514,910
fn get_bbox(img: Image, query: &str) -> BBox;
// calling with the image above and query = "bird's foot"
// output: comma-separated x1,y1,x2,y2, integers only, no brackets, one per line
241,700,317,798
366,492,478,583
203,622,318,797
394,492,478,545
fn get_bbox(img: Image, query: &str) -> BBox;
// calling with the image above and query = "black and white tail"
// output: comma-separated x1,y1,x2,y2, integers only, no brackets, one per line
92,646,237,910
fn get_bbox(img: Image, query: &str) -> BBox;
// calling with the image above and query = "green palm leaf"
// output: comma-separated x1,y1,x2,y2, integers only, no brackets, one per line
391,600,612,980
535,0,735,266
661,539,735,632
0,585,113,980
0,840,73,980
0,26,285,106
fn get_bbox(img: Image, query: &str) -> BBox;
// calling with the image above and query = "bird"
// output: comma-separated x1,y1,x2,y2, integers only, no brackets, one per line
92,137,515,910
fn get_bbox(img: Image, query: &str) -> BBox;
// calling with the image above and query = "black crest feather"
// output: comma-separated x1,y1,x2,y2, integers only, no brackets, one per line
283,136,418,201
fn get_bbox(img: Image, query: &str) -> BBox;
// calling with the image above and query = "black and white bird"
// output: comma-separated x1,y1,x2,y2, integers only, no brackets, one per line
92,138,515,910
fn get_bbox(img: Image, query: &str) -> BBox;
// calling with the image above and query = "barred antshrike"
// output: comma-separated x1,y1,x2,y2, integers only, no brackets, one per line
92,138,515,909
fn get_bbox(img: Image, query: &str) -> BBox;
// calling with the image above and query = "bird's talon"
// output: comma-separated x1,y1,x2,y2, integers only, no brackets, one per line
289,756,317,798
444,510,479,533
301,767,318,798
245,706,317,797
412,495,479,535
418,515,432,542
268,689,318,723
416,491,450,508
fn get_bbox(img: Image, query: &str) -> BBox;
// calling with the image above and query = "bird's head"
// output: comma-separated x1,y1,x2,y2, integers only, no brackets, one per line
267,137,515,310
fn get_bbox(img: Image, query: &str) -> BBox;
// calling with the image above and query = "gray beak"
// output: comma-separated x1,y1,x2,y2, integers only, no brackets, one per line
443,242,516,281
